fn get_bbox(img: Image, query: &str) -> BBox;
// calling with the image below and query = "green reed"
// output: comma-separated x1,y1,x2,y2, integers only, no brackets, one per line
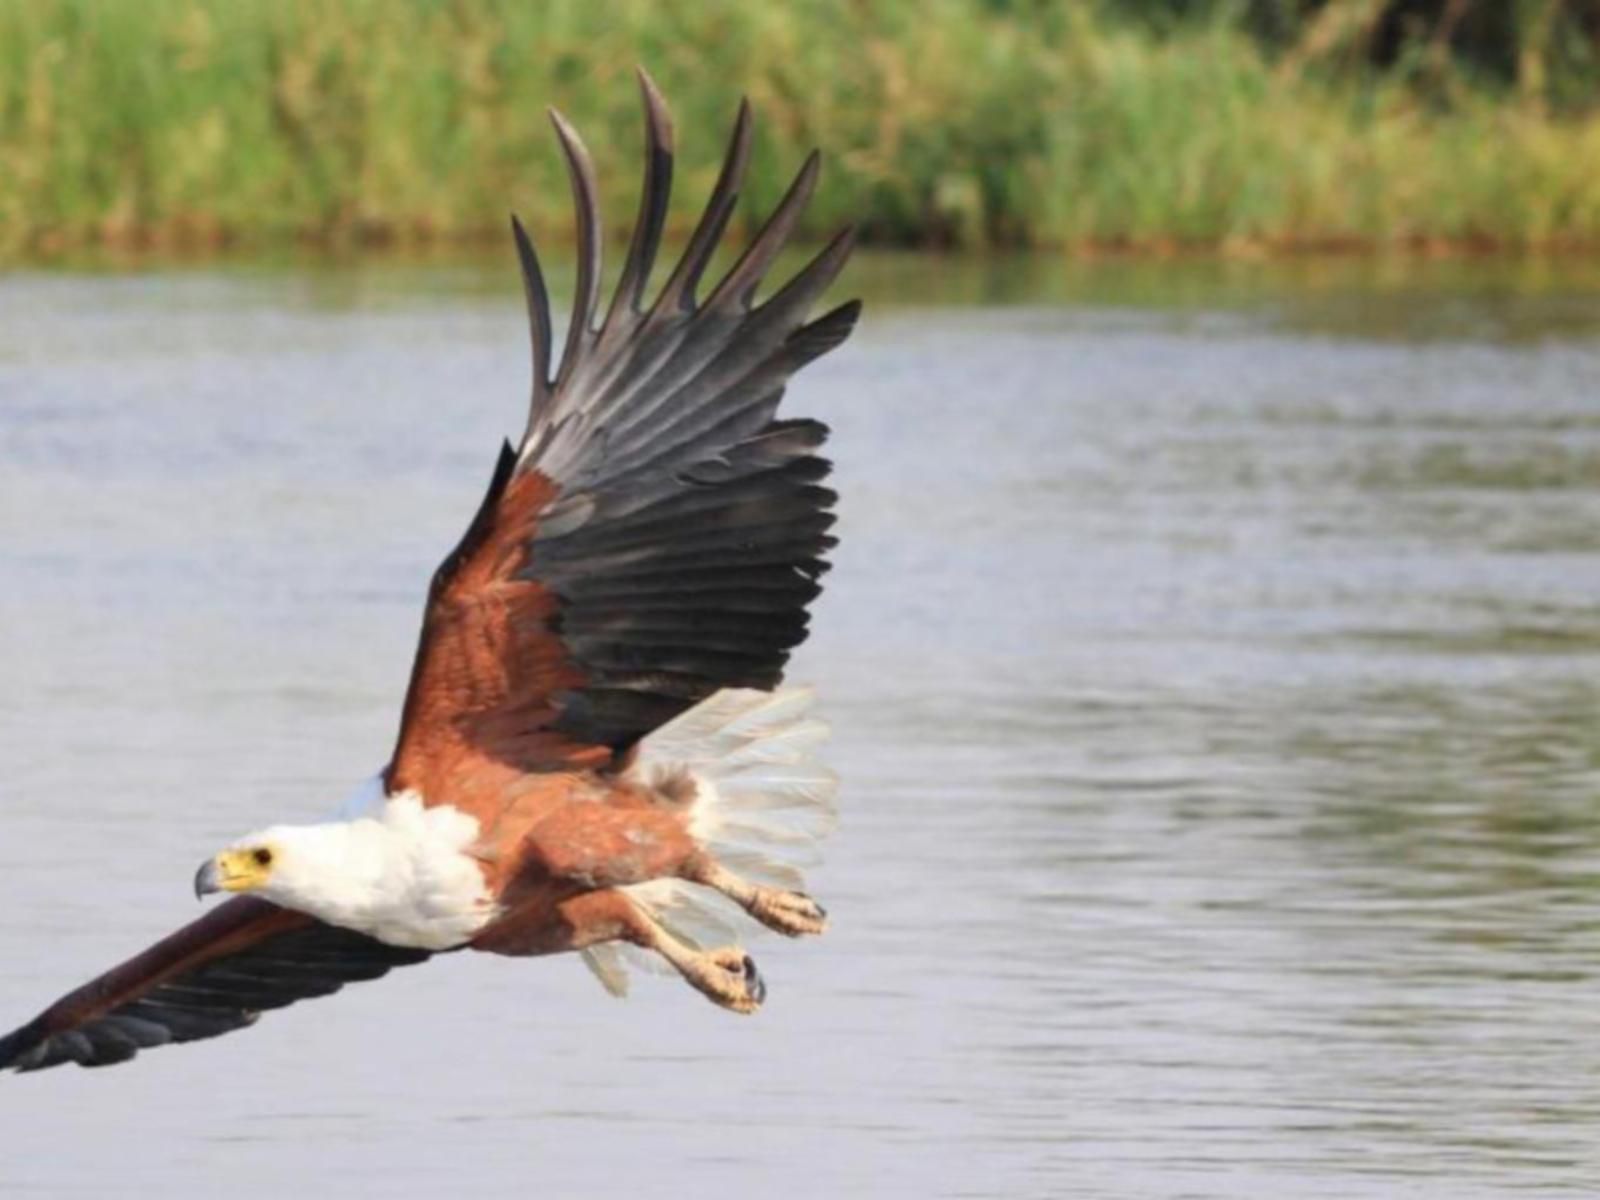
3,0,1599,256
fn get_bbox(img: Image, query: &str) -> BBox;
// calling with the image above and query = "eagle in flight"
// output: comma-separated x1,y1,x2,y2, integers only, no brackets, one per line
0,71,857,1072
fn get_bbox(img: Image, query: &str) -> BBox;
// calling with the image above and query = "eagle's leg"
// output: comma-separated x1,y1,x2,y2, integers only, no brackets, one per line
681,855,829,938
557,888,767,1015
519,795,825,939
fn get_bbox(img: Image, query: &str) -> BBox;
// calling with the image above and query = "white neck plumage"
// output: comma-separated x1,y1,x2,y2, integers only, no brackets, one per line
226,794,496,951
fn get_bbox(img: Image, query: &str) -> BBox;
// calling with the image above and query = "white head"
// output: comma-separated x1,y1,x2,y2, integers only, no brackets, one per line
192,797,495,950
194,822,394,914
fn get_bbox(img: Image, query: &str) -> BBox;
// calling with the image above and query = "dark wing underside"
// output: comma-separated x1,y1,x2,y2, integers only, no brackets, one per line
0,898,430,1072
388,71,859,799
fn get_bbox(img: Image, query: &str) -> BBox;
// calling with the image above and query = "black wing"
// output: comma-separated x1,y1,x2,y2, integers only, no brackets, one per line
389,69,859,790
0,898,431,1072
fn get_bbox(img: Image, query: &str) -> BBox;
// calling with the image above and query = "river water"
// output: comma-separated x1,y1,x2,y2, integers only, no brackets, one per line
2,253,1600,1197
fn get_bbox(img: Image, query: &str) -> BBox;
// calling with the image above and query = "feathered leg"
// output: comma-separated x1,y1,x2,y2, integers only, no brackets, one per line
681,855,828,938
568,889,767,1014
474,887,766,1014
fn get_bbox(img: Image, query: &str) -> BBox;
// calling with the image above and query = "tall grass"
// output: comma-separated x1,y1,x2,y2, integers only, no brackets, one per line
3,0,1600,256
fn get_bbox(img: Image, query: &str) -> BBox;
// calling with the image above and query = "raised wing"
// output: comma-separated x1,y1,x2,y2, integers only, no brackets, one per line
0,898,430,1072
388,71,858,803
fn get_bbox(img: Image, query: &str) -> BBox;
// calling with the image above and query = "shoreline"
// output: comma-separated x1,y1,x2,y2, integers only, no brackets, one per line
11,225,1600,265
6,4,1600,264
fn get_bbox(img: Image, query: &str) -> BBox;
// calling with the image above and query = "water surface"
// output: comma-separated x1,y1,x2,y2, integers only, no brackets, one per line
2,253,1600,1197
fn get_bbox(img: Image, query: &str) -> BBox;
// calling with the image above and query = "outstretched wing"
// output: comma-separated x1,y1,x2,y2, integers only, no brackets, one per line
0,898,430,1072
388,71,858,805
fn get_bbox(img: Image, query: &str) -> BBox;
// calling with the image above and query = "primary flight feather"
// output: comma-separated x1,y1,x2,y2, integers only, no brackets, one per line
0,70,857,1073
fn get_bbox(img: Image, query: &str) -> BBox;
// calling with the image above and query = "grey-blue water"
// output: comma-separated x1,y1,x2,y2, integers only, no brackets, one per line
3,254,1600,1197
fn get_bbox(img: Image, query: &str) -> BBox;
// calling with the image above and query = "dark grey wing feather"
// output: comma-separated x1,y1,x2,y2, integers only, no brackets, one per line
600,69,673,332
505,69,860,757
549,108,605,396
656,98,752,313
511,217,553,428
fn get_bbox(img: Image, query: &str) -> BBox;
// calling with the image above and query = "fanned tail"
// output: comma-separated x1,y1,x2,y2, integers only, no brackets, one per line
580,686,838,994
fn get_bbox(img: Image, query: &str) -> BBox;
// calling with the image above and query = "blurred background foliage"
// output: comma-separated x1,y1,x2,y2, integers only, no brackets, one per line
1,0,1598,256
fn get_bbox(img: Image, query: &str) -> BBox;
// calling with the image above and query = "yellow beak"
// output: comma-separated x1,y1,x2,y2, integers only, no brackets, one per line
193,850,270,899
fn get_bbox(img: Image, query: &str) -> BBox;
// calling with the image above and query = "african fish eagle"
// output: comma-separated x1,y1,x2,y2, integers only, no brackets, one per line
0,70,857,1072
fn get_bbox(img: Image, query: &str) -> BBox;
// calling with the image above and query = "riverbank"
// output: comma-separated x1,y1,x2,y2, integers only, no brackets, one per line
4,1,1600,258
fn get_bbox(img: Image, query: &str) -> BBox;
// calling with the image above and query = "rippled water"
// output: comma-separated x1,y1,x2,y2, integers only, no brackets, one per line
3,254,1600,1197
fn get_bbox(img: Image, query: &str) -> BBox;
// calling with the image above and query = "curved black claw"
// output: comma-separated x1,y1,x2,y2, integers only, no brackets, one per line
743,954,767,1006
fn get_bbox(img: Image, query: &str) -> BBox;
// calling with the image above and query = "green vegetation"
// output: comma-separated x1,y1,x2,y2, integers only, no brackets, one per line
3,0,1600,256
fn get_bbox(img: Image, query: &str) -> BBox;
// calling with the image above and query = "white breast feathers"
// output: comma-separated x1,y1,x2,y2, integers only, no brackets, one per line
234,793,496,951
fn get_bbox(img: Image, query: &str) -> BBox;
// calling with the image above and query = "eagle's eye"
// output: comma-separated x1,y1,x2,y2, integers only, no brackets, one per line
252,848,274,867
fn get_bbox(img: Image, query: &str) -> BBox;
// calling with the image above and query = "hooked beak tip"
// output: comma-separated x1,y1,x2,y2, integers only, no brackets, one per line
193,858,220,901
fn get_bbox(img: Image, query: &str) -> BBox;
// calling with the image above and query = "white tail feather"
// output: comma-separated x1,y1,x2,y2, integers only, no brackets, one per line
579,686,838,995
